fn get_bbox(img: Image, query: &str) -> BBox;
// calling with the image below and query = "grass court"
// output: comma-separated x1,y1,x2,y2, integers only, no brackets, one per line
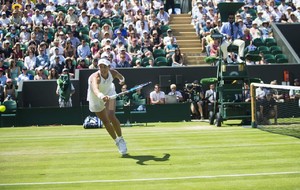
0,122,300,190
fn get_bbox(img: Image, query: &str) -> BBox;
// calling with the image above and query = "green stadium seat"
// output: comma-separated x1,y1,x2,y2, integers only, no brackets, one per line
270,46,282,55
56,5,67,13
100,18,112,27
153,49,166,58
258,46,270,54
79,26,89,35
252,38,264,47
141,57,152,67
264,54,276,64
264,38,277,47
155,56,168,66
160,25,171,33
275,54,288,63
112,18,123,28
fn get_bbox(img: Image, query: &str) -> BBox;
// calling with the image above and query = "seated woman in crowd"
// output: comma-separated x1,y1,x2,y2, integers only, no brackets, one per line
172,48,184,67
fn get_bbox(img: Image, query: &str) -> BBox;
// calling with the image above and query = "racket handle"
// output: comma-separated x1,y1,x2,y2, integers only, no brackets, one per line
109,94,118,99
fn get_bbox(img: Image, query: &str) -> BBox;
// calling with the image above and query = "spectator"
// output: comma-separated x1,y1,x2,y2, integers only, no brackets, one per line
128,38,142,58
55,11,65,27
116,54,131,68
172,48,184,67
64,57,76,78
11,42,24,61
77,40,91,60
151,30,163,51
3,78,16,101
19,26,30,43
64,40,76,59
123,9,135,28
48,68,59,80
88,2,102,19
49,55,65,74
43,9,55,26
65,7,78,26
7,59,20,86
66,31,80,49
76,58,89,70
79,10,89,27
168,84,183,102
31,9,43,27
2,40,13,60
156,6,170,25
101,0,113,18
117,84,131,106
146,58,155,67
150,84,165,104
0,68,7,86
89,22,100,41
17,66,31,87
113,30,128,47
165,37,178,59
0,12,10,28
89,58,98,69
34,66,47,80
163,29,177,46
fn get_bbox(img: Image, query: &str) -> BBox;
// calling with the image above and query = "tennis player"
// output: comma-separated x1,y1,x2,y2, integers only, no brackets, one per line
87,58,127,155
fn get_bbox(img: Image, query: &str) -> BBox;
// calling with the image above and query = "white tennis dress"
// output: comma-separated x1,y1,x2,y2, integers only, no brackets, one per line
87,71,116,112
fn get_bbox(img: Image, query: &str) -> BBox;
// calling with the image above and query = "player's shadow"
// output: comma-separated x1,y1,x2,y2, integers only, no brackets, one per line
122,153,170,165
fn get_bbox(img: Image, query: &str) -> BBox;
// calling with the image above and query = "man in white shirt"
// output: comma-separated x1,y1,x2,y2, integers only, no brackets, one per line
150,84,165,104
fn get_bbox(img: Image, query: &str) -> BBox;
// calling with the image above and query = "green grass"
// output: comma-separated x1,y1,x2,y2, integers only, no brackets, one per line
0,122,300,190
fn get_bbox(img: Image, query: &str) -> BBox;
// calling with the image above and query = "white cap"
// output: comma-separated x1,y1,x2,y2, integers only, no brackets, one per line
98,59,110,66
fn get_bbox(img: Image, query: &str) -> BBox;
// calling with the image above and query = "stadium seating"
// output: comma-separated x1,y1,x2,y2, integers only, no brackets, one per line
153,49,166,58
155,56,168,66
252,38,264,47
270,46,283,55
275,54,288,63
258,46,270,54
141,57,152,67
264,38,277,47
264,54,276,64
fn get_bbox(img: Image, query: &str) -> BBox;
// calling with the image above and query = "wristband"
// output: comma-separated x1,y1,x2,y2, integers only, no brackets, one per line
120,78,125,83
97,93,105,99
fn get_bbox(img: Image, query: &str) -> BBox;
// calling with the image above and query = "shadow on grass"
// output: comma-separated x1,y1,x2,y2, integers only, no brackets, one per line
258,125,300,139
122,153,170,165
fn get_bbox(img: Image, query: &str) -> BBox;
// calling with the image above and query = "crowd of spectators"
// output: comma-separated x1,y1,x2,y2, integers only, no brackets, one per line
0,0,186,102
193,0,300,65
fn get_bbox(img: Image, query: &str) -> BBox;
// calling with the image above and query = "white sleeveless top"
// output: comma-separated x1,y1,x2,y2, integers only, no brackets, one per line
87,71,116,101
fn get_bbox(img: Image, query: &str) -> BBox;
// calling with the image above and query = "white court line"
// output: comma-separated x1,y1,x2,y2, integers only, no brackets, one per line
0,171,299,186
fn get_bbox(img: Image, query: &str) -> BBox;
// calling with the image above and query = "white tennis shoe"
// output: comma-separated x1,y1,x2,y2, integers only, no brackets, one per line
115,137,127,155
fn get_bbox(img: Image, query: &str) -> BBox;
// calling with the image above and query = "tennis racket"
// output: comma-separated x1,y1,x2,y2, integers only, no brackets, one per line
109,81,152,99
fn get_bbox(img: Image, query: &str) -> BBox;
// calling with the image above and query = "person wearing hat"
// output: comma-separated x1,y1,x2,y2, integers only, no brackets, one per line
79,10,89,27
101,23,113,39
31,9,44,27
253,10,267,27
258,91,278,125
163,28,177,46
33,66,47,80
2,40,13,60
56,67,75,108
87,58,128,155
0,11,10,27
65,6,78,26
17,66,31,87
3,77,16,101
112,30,127,47
101,0,113,18
10,9,22,27
156,5,170,25
43,9,55,26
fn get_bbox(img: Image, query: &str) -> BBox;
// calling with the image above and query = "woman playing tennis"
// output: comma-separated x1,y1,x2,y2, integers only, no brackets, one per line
87,58,127,155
